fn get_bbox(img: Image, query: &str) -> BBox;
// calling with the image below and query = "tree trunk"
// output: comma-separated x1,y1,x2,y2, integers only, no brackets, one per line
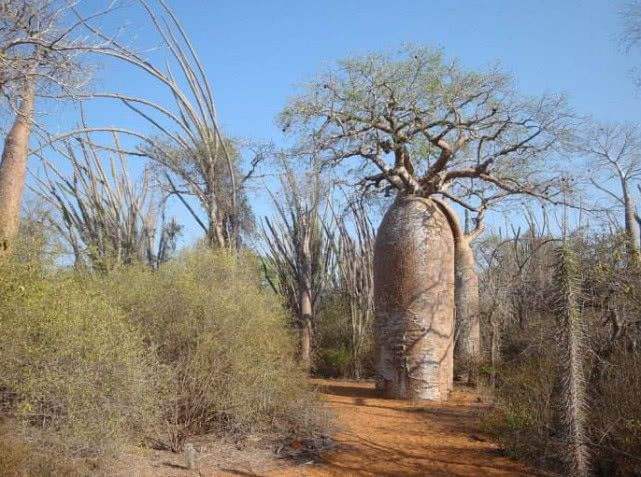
454,236,481,383
622,182,640,264
0,75,36,256
374,195,455,401
555,245,589,477
433,198,481,384
300,288,313,372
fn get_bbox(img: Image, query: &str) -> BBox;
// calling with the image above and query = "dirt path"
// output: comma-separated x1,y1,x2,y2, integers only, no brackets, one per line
270,379,546,477
114,379,547,476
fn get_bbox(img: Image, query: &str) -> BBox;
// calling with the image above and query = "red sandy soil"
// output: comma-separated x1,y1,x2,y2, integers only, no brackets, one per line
269,379,548,477
113,379,549,476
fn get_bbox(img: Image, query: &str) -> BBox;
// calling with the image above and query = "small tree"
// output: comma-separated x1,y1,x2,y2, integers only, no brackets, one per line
68,0,265,249
262,165,333,372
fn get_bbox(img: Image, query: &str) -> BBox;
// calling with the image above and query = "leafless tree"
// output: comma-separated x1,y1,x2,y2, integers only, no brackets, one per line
329,197,375,378
64,0,265,248
0,0,113,256
280,46,574,399
32,134,180,271
580,122,641,263
262,164,333,371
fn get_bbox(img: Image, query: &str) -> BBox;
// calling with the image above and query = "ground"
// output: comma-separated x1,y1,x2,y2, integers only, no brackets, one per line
113,379,550,477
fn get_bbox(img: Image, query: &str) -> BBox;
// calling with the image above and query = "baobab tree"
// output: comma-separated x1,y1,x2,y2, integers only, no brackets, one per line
262,165,333,371
581,122,641,264
280,46,573,400
0,0,108,256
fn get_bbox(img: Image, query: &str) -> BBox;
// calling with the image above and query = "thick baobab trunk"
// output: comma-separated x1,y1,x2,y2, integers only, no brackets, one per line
0,76,36,256
300,287,313,372
374,195,455,401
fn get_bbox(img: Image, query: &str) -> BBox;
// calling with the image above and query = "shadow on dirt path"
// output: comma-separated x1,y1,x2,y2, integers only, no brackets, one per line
271,379,551,477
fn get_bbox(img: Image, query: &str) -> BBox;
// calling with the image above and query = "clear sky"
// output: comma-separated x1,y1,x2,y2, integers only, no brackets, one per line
37,0,641,246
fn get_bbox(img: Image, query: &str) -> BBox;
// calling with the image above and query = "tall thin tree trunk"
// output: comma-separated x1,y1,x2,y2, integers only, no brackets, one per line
555,244,589,477
0,75,36,256
622,182,640,264
300,288,313,372
455,236,481,383
433,198,481,384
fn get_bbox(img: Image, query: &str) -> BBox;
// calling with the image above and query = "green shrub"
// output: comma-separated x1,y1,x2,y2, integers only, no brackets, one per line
0,256,168,458
316,347,352,378
315,292,374,378
102,248,328,449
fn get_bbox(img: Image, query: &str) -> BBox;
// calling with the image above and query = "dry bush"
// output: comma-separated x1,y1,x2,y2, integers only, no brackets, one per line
102,247,330,450
591,346,641,476
481,321,564,469
0,422,92,477
0,249,168,459
481,233,641,475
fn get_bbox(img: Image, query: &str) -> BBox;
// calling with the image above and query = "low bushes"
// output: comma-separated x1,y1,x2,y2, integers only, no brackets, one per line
100,248,328,450
0,253,166,459
0,245,329,473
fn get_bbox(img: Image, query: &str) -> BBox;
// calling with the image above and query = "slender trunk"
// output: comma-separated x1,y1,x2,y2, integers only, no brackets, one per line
300,287,313,372
0,75,36,256
622,182,640,264
455,236,481,383
433,198,481,384
206,198,226,248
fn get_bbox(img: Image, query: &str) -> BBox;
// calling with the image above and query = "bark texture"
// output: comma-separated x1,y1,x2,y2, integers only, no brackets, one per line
555,245,589,477
622,182,641,264
454,237,481,364
374,195,455,401
433,199,481,382
300,288,313,372
0,76,35,256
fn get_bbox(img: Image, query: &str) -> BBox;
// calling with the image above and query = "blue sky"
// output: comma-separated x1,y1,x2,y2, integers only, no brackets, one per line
37,0,641,246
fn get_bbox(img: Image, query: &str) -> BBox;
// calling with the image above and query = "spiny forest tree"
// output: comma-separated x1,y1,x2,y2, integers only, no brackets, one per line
280,46,573,400
262,165,333,371
330,198,375,379
554,243,589,477
32,135,181,271
68,0,264,248
0,0,110,256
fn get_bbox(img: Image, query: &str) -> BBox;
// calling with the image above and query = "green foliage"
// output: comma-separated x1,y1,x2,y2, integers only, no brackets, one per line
101,247,328,448
314,292,375,378
0,252,167,458
0,238,328,471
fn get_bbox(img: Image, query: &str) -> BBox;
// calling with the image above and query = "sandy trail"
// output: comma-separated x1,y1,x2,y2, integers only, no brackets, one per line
114,379,547,476
270,379,545,477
